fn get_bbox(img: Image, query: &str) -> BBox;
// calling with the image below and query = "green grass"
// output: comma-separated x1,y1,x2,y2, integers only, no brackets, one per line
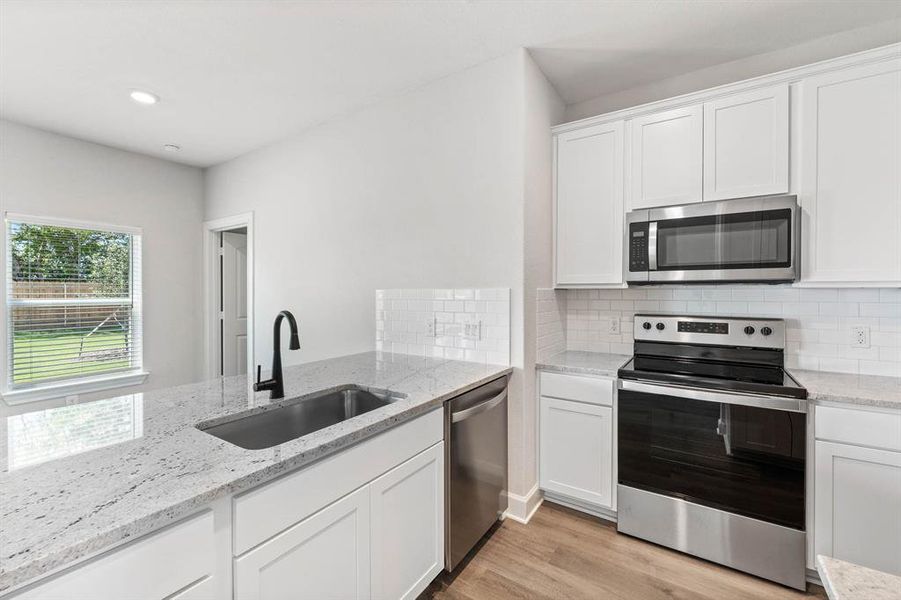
12,329,131,384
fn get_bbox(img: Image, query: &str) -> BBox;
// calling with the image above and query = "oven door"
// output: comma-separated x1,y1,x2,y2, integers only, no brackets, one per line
646,195,798,283
617,379,806,530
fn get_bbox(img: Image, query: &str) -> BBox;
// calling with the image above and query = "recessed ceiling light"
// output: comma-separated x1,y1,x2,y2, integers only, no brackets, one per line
163,144,181,152
130,90,159,105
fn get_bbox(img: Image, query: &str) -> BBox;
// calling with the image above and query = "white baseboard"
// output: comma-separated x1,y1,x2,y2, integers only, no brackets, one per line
505,484,543,524
543,492,618,523
806,567,822,587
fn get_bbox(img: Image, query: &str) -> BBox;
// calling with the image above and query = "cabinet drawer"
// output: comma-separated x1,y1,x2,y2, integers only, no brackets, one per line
816,405,901,452
540,371,613,406
11,511,215,600
234,408,442,554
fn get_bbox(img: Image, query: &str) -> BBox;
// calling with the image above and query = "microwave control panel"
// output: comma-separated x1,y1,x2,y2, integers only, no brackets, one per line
628,222,649,271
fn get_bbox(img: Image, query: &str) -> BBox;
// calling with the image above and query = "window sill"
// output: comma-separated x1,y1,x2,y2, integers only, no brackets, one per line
1,371,150,405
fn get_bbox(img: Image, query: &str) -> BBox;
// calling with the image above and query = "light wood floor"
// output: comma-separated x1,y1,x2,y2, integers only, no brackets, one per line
422,501,827,600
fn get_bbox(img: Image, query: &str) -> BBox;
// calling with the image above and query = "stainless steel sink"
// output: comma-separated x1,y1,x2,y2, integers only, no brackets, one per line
199,386,401,450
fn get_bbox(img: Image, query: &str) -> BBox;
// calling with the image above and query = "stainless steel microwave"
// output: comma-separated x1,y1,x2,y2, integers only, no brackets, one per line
626,195,799,284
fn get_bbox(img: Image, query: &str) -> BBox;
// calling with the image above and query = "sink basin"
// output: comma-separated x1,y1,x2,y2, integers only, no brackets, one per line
199,386,400,450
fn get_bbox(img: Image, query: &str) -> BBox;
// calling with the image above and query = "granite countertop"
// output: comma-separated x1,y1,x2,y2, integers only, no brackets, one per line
537,350,900,410
536,350,630,378
791,369,901,410
817,555,901,600
0,351,512,594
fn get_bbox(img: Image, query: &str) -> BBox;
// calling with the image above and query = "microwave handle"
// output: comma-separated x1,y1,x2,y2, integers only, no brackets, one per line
648,222,658,271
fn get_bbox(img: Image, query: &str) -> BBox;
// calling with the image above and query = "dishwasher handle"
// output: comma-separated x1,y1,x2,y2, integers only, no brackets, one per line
451,389,507,423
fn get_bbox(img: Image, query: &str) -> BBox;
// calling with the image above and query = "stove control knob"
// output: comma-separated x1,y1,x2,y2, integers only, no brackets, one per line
656,322,665,331
744,326,756,335
642,322,652,330
761,326,773,337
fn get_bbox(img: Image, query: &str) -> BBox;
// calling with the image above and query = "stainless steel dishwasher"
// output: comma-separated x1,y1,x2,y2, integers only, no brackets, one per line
445,375,509,571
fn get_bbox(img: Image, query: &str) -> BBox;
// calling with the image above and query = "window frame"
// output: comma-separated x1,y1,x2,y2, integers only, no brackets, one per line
1,213,148,404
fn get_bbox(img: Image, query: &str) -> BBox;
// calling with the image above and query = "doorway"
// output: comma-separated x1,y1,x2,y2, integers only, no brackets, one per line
220,228,247,376
203,213,254,391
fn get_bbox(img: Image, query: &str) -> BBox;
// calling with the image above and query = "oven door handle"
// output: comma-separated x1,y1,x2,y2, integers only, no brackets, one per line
618,379,807,413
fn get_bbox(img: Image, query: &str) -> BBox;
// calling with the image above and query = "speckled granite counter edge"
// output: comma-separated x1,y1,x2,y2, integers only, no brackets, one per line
817,555,901,600
535,352,630,378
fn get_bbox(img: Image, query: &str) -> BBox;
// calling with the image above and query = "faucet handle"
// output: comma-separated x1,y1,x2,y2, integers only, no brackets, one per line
255,365,262,385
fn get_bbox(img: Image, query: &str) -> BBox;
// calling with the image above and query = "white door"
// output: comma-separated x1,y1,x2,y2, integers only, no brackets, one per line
629,105,703,209
221,231,247,376
703,85,789,200
800,58,901,284
370,442,444,600
554,121,625,286
234,486,371,600
815,441,901,575
539,396,613,509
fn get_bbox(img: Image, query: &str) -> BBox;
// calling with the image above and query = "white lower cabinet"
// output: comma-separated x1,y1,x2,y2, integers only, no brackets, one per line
235,442,444,600
539,372,615,511
370,443,444,600
814,405,901,576
11,511,216,600
235,486,372,600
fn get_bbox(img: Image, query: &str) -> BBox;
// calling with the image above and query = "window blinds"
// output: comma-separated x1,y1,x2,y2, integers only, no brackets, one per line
6,219,142,388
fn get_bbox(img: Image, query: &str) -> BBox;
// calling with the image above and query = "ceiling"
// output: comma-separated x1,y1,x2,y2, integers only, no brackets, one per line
1,1,899,168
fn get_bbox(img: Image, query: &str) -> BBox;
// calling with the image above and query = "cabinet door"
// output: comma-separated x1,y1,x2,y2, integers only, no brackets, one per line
554,121,624,286
815,441,901,575
540,396,613,508
370,442,444,600
703,85,789,200
629,105,703,209
234,486,370,600
12,511,216,600
800,58,901,284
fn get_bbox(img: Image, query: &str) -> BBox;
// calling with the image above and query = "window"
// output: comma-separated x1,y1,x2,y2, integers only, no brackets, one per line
4,215,144,399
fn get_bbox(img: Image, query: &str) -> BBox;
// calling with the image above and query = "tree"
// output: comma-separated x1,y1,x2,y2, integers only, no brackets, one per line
10,223,130,294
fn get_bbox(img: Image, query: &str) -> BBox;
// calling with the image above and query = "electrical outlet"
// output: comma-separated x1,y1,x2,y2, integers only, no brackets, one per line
608,317,620,335
851,326,870,348
426,319,435,337
463,321,483,340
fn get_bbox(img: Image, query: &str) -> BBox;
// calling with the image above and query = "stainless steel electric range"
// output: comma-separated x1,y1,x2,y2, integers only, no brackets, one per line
616,314,808,590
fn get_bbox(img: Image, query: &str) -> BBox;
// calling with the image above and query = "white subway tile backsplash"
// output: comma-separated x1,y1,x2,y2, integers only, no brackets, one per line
861,303,901,317
539,284,901,377
880,289,901,302
702,289,733,301
377,288,510,365
764,288,800,302
800,289,839,302
731,288,765,301
716,301,749,314
818,302,859,317
838,288,881,302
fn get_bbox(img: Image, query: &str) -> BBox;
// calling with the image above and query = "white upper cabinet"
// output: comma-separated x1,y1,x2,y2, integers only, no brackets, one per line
554,120,624,287
703,85,789,200
799,58,901,284
629,105,703,209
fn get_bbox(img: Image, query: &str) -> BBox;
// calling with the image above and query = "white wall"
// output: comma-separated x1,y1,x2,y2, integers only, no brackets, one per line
0,120,205,410
565,19,901,121
204,53,524,368
516,52,564,510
